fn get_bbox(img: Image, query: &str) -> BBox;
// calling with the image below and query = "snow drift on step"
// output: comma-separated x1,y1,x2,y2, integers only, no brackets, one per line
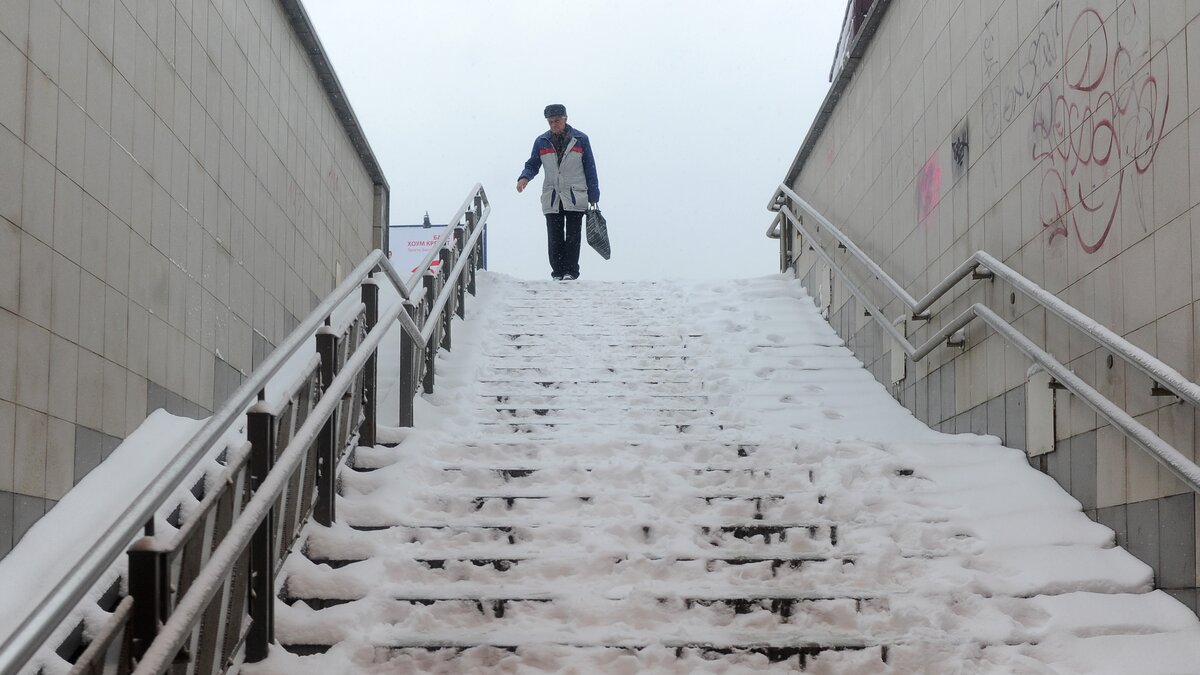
243,272,1200,674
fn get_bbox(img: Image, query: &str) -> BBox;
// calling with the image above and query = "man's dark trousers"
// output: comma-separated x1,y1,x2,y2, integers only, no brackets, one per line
546,208,583,278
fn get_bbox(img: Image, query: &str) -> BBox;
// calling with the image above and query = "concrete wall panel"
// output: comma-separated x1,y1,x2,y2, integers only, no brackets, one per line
0,0,385,552
785,0,1200,603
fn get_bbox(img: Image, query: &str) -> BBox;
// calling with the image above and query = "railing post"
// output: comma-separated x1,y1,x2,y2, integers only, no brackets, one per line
360,275,379,448
439,245,454,351
245,405,276,662
399,301,418,427
315,327,339,527
781,209,793,273
454,226,467,319
423,271,437,394
127,525,169,663
475,193,488,271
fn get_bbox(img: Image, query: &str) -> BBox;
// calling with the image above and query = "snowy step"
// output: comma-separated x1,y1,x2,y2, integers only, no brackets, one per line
477,366,693,378
480,393,715,407
370,464,798,485
485,406,716,420
417,440,770,461
473,379,700,391
282,559,868,602
495,331,702,340
473,420,739,432
243,274,1200,674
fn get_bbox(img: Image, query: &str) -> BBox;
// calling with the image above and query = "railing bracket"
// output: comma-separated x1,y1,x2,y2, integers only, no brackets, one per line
1151,382,1179,398
1048,379,1066,390
911,313,930,322
971,267,994,280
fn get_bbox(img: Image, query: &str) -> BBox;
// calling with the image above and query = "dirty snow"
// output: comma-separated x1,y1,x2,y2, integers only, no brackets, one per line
237,272,1200,674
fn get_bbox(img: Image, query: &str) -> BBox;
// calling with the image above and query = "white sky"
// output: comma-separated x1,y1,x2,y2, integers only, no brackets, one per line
301,0,847,281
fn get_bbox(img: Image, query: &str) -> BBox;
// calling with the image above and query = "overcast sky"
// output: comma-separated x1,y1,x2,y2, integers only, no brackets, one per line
302,1,846,281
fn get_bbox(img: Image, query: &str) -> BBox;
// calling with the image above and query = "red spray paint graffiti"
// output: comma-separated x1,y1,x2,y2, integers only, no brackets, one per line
1033,5,1168,253
917,154,942,223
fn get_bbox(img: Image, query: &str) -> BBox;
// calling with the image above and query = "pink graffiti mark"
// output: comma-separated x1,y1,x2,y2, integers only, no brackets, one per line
1033,6,1168,254
917,154,942,223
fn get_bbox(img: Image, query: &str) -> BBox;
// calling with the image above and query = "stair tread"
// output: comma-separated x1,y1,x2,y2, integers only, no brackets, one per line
254,275,1188,673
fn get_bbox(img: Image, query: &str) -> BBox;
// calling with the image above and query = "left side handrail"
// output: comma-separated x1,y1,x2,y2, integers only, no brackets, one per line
0,184,490,675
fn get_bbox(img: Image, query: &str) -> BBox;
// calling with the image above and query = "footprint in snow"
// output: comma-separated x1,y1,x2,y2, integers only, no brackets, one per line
754,367,774,378
822,410,844,420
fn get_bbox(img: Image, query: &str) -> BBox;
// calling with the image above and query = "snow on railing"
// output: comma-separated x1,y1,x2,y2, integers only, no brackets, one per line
0,186,490,675
767,183,1200,495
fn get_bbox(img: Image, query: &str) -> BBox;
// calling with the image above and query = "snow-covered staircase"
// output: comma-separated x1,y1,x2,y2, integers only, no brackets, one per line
244,274,1200,674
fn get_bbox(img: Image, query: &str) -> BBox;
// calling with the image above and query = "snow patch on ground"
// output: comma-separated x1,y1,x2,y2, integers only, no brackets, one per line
243,272,1200,673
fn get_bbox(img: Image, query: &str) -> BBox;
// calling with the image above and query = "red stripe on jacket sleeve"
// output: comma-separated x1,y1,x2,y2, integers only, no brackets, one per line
539,147,556,155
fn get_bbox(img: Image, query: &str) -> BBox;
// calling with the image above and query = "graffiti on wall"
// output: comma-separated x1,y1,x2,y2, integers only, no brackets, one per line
982,3,1062,145
1033,4,1169,253
951,121,970,181
917,153,942,223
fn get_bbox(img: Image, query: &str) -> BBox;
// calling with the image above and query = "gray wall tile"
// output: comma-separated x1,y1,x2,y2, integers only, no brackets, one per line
0,490,12,557
1047,437,1072,494
1070,431,1097,511
986,395,1005,439
252,330,271,370
1159,493,1196,590
100,431,120,460
970,404,987,436
1127,499,1161,578
928,368,942,425
941,361,954,422
74,424,102,483
213,355,241,411
1165,589,1198,614
146,380,166,415
13,494,44,544
1097,505,1127,548
1005,387,1025,451
915,376,928,424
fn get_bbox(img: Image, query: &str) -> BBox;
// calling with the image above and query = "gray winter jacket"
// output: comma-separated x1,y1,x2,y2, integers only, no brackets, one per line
519,126,600,215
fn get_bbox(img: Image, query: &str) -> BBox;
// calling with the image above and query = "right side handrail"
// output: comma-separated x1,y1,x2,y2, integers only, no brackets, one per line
768,184,1200,409
767,184,1200,495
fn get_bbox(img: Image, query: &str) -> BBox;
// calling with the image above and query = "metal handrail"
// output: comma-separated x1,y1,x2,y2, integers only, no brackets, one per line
133,295,407,674
405,183,486,295
420,221,488,344
768,185,1200,495
768,184,1200,408
0,185,490,674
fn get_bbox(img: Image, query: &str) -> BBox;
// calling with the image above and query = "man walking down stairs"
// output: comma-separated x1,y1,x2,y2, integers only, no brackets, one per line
242,273,1200,674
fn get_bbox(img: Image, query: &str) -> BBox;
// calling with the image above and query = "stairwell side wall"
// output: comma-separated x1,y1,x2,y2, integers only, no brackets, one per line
0,0,385,558
785,0,1200,611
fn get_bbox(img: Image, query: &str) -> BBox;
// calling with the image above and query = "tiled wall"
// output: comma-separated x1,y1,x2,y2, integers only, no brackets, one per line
0,0,381,556
788,0,1200,602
